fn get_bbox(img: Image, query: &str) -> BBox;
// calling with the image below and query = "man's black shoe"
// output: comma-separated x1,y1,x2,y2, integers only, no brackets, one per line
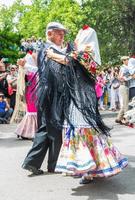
115,119,122,124
47,169,61,174
48,169,55,173
22,164,44,175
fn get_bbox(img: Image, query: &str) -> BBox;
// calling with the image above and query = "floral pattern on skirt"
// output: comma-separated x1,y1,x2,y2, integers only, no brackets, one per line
55,128,128,177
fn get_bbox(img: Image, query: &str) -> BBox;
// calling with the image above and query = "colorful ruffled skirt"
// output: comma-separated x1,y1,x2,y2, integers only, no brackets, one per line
55,127,128,178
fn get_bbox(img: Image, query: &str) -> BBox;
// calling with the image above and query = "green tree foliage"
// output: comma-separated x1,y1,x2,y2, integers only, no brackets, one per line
44,0,85,40
0,1,23,63
0,0,135,65
16,0,84,41
0,31,21,63
81,0,135,65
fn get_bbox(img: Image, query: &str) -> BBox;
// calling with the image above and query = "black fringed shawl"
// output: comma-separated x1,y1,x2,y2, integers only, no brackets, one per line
36,46,110,136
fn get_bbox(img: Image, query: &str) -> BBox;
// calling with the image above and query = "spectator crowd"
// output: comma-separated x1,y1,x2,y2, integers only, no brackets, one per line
20,36,44,53
0,37,135,130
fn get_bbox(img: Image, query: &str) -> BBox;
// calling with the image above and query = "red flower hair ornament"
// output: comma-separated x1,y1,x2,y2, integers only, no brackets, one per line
82,25,90,30
28,50,33,55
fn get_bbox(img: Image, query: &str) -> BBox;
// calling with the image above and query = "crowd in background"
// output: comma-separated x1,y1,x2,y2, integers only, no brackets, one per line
20,36,44,53
0,60,18,123
0,39,135,131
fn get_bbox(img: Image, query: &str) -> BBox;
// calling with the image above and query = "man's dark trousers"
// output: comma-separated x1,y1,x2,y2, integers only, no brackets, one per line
22,43,63,172
22,107,63,172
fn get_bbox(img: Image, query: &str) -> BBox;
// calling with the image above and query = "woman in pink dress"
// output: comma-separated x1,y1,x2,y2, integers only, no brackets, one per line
95,72,106,110
16,49,38,139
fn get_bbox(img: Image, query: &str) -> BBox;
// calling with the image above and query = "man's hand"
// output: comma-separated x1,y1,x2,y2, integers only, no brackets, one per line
118,73,126,82
4,98,10,110
84,45,92,53
46,49,54,59
46,49,68,65
17,58,26,67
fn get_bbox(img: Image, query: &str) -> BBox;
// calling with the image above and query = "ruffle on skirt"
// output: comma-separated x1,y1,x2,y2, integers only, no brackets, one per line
15,112,37,139
55,128,128,177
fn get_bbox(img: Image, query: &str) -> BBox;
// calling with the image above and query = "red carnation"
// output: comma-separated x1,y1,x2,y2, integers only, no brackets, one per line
90,61,97,73
83,52,89,60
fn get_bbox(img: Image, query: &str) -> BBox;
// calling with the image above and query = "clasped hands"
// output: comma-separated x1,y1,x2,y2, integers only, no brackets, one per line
46,48,68,65
84,45,93,53
46,49,55,59
17,58,26,67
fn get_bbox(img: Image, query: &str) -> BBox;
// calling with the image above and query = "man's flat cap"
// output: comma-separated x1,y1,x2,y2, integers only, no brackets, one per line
46,22,68,33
